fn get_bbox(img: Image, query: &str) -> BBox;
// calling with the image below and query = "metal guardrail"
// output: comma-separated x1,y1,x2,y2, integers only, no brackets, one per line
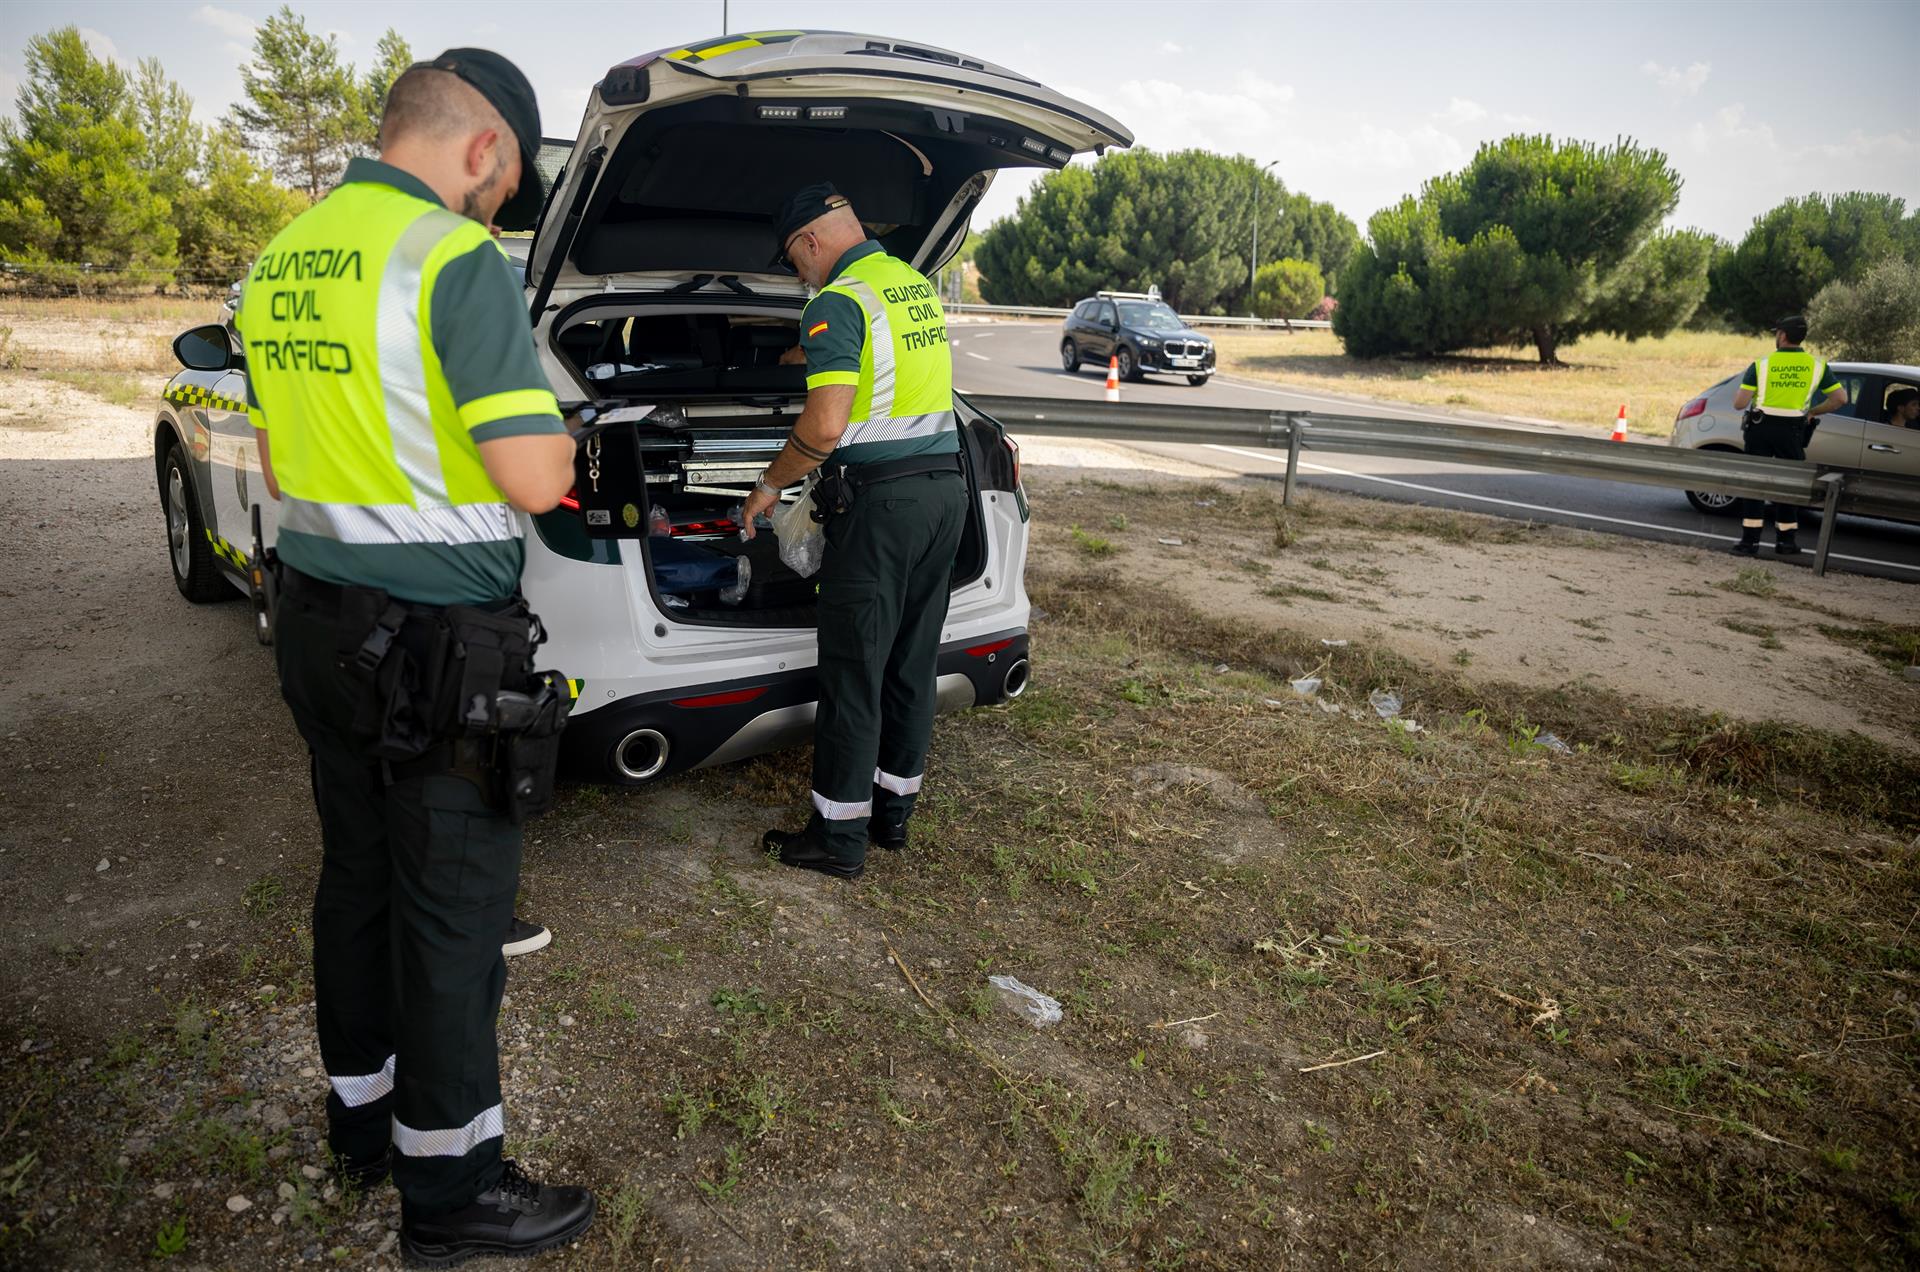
950,302,1331,332
963,394,1920,578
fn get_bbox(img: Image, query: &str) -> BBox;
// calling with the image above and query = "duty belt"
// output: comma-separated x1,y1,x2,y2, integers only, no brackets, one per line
842,452,963,488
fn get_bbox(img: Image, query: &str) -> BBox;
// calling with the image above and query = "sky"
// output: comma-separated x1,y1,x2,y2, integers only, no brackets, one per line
7,0,1918,243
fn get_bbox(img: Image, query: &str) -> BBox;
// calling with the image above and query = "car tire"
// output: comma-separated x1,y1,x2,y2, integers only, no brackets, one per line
1117,346,1139,382
161,441,232,602
1684,446,1744,516
1186,375,1209,387
1060,338,1080,373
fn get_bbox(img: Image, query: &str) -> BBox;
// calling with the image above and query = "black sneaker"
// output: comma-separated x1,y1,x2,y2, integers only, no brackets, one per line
763,826,863,879
1728,538,1761,557
400,1159,595,1268
1773,532,1802,556
502,917,550,959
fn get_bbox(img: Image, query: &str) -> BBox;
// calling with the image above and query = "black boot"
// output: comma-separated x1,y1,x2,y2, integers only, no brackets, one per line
763,818,864,879
1728,527,1762,557
400,1160,595,1268
868,787,908,852
1773,528,1802,556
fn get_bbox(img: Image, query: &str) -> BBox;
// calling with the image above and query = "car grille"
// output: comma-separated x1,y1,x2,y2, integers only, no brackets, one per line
1163,340,1206,358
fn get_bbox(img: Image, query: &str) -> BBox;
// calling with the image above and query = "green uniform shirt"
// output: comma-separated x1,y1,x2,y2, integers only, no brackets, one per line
241,158,564,604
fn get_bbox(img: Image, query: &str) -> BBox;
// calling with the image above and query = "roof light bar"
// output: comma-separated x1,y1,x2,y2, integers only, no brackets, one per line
758,105,801,121
1020,136,1048,155
807,105,847,121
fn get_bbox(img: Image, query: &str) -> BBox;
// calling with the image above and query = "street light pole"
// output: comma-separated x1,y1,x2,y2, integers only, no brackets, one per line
1250,159,1278,312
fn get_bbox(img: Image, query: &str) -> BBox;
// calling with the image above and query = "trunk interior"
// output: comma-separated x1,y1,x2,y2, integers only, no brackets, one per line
554,305,988,628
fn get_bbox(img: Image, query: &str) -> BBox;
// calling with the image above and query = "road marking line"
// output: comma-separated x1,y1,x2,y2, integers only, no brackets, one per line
1203,444,1920,574
965,351,990,361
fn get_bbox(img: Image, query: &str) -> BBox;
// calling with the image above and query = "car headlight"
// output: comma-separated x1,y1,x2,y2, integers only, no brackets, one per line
1139,337,1160,348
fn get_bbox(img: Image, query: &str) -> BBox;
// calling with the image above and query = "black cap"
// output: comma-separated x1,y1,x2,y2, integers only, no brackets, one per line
770,182,852,266
419,48,544,230
1776,314,1809,342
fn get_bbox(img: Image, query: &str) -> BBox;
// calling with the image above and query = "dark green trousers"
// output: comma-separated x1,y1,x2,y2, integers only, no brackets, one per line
811,470,967,863
274,576,518,1213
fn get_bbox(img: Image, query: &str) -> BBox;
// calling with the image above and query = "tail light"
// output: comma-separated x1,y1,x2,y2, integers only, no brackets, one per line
966,639,1016,657
558,487,580,511
1676,397,1708,422
669,686,768,709
1004,434,1022,489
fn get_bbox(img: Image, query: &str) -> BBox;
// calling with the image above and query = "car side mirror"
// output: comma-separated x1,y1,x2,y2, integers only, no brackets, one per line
174,324,239,372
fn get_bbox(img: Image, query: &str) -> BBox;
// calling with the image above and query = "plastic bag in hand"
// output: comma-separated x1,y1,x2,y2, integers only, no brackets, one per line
771,471,826,578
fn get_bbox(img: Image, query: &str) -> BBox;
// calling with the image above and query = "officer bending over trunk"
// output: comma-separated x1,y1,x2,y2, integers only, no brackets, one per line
238,49,595,1265
741,183,967,879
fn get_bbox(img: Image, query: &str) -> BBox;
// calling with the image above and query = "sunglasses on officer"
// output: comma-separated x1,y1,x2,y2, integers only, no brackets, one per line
781,229,817,274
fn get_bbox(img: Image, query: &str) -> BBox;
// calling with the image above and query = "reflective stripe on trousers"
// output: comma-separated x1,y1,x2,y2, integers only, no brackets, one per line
392,1104,504,1158
329,1054,396,1107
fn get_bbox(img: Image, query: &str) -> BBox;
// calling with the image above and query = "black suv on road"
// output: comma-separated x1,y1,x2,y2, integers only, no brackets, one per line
1060,291,1215,386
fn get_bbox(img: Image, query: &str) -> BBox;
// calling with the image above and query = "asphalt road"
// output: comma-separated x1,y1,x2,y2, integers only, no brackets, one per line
952,322,1920,584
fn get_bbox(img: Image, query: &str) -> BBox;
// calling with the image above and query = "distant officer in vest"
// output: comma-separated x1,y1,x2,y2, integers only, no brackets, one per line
1728,314,1848,556
237,51,595,1261
740,183,967,879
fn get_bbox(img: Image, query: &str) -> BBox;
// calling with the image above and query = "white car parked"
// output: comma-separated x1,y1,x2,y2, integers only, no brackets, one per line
154,29,1134,784
1669,360,1920,513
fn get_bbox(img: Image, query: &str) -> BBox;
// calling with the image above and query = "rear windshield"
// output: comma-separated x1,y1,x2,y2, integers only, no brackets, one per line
556,310,805,395
1118,301,1183,331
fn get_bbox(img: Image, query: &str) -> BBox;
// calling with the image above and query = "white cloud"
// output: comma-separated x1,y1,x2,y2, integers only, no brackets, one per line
1642,60,1711,97
1436,97,1487,126
78,28,122,67
194,4,256,42
1159,41,1183,55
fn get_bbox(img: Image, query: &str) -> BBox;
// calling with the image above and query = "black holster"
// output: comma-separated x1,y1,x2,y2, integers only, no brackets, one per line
332,585,573,823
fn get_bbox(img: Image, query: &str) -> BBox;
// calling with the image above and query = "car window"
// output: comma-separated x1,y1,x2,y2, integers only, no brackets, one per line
1073,301,1095,321
1117,301,1185,332
1832,372,1869,418
1095,301,1116,326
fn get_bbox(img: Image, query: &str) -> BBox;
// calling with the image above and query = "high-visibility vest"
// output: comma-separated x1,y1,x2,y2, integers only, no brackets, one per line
814,251,956,462
1751,350,1829,417
237,180,550,550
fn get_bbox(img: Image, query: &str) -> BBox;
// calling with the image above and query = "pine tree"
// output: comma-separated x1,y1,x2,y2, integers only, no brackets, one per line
225,5,359,198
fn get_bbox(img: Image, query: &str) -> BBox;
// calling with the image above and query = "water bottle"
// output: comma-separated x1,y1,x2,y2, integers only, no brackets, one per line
648,505,671,537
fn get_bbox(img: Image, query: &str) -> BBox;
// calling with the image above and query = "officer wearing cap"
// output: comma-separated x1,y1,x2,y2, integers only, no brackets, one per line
740,183,966,879
1728,314,1848,557
237,49,595,1261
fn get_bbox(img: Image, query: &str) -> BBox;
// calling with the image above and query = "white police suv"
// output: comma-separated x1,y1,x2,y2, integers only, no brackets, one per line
154,30,1133,784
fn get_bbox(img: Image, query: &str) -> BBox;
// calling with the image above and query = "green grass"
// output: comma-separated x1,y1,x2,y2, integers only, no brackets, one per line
37,369,159,408
1070,526,1115,557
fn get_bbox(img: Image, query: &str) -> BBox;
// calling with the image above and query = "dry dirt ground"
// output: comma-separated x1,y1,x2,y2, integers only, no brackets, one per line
1,372,1917,1271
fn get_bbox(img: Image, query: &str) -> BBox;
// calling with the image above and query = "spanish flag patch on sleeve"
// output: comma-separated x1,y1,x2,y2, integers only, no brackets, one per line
807,321,830,338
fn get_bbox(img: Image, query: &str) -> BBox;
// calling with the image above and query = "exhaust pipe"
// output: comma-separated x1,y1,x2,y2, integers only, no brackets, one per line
612,727,670,782
1001,657,1030,701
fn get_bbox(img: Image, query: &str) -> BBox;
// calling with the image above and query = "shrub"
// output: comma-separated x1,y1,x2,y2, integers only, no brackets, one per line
1251,258,1324,320
1807,257,1920,364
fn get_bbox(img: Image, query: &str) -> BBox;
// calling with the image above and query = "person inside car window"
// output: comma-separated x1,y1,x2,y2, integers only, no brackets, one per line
1886,387,1920,428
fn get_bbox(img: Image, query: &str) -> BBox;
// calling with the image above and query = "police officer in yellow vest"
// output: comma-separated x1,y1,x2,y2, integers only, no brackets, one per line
237,51,595,1261
740,184,966,879
1729,314,1848,556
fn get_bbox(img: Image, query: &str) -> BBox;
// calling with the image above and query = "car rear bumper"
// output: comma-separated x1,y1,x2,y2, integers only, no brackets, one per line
559,629,1031,784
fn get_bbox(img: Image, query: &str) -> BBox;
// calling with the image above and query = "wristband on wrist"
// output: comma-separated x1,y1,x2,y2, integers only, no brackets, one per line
753,473,779,498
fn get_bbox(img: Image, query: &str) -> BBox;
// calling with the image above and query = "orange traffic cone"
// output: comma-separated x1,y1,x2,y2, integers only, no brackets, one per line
1105,355,1120,403
1610,404,1628,442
